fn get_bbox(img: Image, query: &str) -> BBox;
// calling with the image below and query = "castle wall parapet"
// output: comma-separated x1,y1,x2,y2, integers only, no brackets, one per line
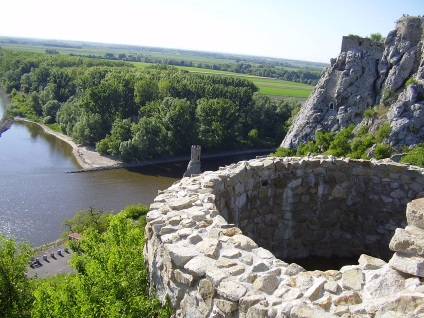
145,156,424,317
341,36,383,59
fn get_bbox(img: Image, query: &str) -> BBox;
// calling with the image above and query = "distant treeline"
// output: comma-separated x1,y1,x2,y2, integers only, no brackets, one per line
70,52,322,85
0,49,300,161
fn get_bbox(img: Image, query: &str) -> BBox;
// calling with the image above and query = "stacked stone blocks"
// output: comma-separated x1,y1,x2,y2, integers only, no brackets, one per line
144,156,424,317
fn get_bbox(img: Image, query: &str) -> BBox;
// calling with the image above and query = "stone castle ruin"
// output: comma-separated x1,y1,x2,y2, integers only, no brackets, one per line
183,145,202,177
145,156,424,317
281,15,424,151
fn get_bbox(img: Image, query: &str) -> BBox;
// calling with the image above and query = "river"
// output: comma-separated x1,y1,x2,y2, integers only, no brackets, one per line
0,94,268,246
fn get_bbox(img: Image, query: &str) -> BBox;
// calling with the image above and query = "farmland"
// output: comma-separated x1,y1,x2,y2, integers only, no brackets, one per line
0,37,321,99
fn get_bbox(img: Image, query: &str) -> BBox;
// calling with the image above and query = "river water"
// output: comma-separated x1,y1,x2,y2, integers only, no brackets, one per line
0,94,268,246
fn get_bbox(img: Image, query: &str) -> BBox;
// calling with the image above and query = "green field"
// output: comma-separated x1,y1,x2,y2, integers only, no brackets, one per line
131,62,313,98
0,40,315,99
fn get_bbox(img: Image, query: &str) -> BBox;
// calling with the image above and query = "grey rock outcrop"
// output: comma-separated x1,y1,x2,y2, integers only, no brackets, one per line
281,16,424,151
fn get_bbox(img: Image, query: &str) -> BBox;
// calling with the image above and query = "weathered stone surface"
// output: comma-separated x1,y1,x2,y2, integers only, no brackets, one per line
389,227,424,256
239,294,266,313
332,291,362,306
245,303,269,318
406,198,424,229
217,281,247,301
324,281,341,294
375,293,424,318
284,263,306,276
198,278,215,307
253,274,280,294
166,244,198,266
169,197,192,210
205,268,227,287
341,268,364,291
389,252,424,277
222,227,242,237
184,255,215,276
358,254,387,270
304,278,326,301
230,234,258,250
195,238,220,258
290,303,338,318
365,266,407,298
174,269,194,286
214,298,238,315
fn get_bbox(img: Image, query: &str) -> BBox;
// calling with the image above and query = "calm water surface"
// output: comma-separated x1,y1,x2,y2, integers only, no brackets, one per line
0,95,265,246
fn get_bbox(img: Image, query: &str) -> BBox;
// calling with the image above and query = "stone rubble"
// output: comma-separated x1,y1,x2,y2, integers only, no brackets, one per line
144,156,424,317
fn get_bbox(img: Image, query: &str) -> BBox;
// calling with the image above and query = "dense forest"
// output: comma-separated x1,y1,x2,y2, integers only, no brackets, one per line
0,49,300,161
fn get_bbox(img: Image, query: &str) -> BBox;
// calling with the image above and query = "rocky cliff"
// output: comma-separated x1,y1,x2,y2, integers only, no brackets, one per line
281,15,424,151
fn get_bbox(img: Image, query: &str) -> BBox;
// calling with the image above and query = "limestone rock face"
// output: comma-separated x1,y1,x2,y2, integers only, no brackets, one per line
281,16,424,151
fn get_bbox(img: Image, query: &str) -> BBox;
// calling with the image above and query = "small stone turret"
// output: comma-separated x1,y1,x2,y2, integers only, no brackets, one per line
183,145,202,177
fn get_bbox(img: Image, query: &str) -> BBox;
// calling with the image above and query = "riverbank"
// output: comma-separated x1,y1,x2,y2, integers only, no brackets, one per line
0,87,13,136
14,117,124,170
15,118,274,172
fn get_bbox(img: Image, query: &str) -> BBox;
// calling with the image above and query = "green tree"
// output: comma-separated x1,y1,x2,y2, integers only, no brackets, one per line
130,116,168,159
42,100,60,119
159,97,196,155
33,214,171,317
0,236,34,318
72,111,103,144
97,118,132,156
196,98,240,150
61,207,112,237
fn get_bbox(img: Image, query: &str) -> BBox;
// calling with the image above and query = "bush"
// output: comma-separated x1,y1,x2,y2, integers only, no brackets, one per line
363,107,376,119
373,144,392,159
401,144,424,167
296,141,319,156
376,123,391,143
327,125,354,157
122,204,149,220
270,147,295,157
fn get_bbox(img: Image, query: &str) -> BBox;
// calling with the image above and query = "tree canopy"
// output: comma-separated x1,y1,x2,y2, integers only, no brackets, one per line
0,49,301,161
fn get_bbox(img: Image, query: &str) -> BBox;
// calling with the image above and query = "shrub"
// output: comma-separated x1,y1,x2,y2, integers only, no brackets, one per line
122,204,149,220
363,107,376,119
270,147,294,157
315,131,335,152
401,144,424,168
376,123,391,143
373,144,392,159
296,141,319,156
356,125,370,137
327,125,354,157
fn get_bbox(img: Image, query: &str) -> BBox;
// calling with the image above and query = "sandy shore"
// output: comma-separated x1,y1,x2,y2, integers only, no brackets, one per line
12,118,275,172
15,118,124,170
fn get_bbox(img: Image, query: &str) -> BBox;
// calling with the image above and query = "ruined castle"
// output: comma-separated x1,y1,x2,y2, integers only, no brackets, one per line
281,15,424,151
144,15,424,317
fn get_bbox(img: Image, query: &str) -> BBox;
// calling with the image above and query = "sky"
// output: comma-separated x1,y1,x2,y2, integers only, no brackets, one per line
0,0,422,63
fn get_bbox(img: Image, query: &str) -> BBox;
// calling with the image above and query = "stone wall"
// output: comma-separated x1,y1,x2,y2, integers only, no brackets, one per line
144,156,424,317
341,36,383,59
